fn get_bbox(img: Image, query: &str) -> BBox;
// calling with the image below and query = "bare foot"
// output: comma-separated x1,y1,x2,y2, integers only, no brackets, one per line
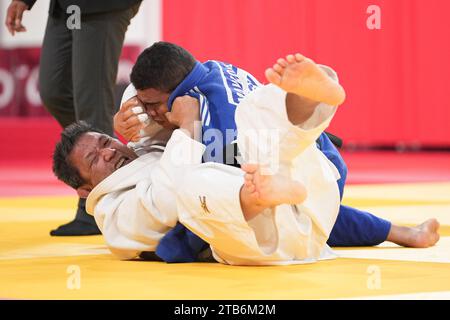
265,53,346,106
241,164,307,208
387,219,440,248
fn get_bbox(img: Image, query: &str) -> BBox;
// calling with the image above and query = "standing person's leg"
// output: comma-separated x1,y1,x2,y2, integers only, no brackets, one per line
39,11,74,128
38,10,94,236
71,4,140,136
50,4,140,236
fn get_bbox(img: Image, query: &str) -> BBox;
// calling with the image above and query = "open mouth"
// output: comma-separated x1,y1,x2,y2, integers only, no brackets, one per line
115,157,128,170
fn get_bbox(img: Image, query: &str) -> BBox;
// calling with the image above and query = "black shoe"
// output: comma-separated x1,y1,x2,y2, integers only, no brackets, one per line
50,219,101,236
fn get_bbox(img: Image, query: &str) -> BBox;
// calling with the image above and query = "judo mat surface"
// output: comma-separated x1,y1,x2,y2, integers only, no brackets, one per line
1,152,450,300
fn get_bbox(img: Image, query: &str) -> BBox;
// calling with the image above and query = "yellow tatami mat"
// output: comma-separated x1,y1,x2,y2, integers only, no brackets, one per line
1,183,450,300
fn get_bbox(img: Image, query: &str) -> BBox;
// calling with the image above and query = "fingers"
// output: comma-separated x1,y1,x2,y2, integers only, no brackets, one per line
15,6,24,28
115,121,143,140
118,98,148,124
164,111,173,124
114,98,148,141
128,132,143,143
5,1,29,35
11,6,25,34
117,110,143,127
5,6,16,35
120,97,141,112
15,8,26,32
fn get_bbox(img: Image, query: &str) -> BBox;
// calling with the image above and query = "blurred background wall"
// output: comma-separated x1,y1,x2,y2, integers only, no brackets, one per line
1,0,449,158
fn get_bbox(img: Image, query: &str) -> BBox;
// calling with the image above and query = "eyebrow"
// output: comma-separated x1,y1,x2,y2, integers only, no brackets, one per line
145,101,161,107
84,135,102,165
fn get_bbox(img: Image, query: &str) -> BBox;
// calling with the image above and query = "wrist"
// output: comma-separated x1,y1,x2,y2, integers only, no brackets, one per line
179,119,201,140
178,121,193,135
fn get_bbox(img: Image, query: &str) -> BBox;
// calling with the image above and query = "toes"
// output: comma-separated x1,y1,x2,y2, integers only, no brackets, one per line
286,54,295,63
265,68,281,85
433,219,440,231
294,53,306,62
273,63,284,74
277,58,288,67
244,173,253,182
435,233,440,244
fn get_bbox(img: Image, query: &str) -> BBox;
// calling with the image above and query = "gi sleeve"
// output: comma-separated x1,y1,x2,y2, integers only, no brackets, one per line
93,181,178,260
158,129,206,182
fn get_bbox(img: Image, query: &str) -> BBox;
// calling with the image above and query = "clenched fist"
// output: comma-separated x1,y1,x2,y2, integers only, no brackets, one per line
165,96,200,128
165,96,201,139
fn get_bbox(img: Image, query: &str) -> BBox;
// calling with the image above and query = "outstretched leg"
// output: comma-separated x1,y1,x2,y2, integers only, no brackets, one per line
387,219,440,248
239,164,307,221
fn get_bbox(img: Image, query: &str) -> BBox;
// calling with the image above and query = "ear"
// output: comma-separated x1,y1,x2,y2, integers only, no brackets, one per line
76,186,92,198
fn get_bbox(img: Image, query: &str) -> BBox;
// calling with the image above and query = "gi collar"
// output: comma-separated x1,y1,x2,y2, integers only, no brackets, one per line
167,61,208,111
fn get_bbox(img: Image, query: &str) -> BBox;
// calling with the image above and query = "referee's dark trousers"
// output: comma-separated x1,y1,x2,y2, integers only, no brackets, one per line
23,0,142,235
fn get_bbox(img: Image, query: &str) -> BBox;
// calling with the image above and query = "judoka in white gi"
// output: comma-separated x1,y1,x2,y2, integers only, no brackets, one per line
52,54,440,265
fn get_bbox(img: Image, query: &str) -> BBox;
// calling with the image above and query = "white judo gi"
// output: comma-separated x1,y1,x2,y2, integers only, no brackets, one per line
86,67,342,265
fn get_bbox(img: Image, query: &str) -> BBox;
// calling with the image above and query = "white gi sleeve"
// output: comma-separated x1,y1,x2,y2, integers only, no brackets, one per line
94,178,179,260
157,129,206,182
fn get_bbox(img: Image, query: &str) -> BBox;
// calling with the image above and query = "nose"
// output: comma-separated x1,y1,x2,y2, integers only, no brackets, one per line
99,147,116,162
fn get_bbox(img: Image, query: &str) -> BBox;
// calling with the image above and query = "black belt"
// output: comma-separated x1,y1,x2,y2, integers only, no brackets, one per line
221,131,343,168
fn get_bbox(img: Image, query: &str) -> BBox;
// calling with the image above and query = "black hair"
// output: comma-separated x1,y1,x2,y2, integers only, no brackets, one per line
52,121,103,189
130,41,196,92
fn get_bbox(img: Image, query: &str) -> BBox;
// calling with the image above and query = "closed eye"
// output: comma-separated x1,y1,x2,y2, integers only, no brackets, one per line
145,102,161,110
101,136,111,147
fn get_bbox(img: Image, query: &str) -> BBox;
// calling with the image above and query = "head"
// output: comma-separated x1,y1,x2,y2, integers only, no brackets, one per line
130,41,196,128
52,121,138,198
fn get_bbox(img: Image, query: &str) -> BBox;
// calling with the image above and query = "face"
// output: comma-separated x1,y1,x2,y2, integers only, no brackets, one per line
137,88,177,129
69,132,138,195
